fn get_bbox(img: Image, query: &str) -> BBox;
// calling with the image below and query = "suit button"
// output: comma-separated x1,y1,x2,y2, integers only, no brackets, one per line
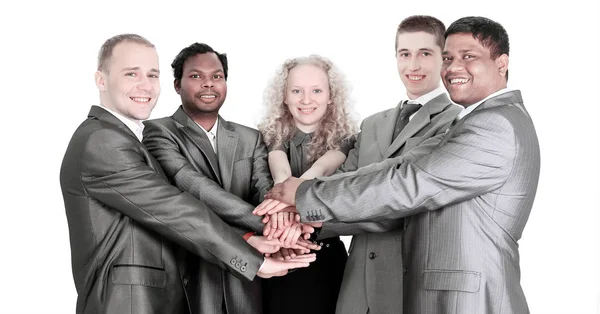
318,214,325,220
403,266,408,275
241,265,247,272
183,278,188,286
235,262,241,268
230,259,236,265
369,252,377,259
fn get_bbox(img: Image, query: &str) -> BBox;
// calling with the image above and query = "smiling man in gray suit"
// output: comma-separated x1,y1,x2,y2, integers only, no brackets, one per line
143,43,317,314
60,35,315,314
258,16,540,314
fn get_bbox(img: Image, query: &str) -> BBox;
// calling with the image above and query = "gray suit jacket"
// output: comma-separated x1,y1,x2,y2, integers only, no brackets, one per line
297,91,539,314
60,106,263,314
143,106,272,314
334,93,461,314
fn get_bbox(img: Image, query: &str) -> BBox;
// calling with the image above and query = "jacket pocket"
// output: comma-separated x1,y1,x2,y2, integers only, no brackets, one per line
111,265,167,288
422,269,481,293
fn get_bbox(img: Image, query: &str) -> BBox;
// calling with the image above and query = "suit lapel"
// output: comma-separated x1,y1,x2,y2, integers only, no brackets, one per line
216,117,238,192
172,107,222,185
376,102,402,157
385,93,451,158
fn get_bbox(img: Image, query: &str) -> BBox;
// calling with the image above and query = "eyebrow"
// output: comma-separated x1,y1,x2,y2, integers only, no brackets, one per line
188,69,224,73
397,48,435,52
121,66,160,74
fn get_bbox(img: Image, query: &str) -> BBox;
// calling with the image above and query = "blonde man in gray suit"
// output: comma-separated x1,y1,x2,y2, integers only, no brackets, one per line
257,16,539,314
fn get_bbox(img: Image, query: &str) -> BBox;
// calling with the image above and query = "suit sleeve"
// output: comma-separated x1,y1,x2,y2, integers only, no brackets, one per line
82,127,263,281
250,132,274,204
143,121,265,234
317,220,404,239
296,110,516,223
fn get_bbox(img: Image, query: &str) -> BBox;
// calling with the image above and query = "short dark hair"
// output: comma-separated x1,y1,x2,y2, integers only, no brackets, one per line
171,43,228,85
97,34,154,73
445,16,509,80
445,16,510,60
396,15,446,51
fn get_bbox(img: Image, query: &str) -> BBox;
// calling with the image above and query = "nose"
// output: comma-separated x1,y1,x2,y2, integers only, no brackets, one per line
300,92,312,105
444,58,465,74
408,56,420,71
137,76,154,92
202,77,214,88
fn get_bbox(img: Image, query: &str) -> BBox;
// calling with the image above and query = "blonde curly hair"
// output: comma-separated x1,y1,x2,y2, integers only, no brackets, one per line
258,55,357,162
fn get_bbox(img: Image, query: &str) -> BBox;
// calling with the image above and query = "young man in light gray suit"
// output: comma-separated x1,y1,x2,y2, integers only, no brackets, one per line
334,16,461,314
258,16,540,314
60,35,315,314
143,43,318,314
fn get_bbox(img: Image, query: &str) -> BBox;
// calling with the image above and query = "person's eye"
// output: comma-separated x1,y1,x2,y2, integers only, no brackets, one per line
125,72,136,77
213,74,223,79
464,55,475,60
422,52,431,57
442,56,452,62
149,74,159,79
313,89,322,94
190,74,200,79
291,89,301,94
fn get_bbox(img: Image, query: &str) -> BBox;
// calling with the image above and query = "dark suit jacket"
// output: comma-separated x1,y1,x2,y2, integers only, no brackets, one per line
60,106,263,314
296,91,539,314
143,106,272,314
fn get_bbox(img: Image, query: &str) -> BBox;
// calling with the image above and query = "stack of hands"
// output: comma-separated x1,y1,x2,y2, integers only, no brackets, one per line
251,178,324,278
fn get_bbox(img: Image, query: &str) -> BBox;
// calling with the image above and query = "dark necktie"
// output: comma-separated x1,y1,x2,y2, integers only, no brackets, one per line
393,101,422,140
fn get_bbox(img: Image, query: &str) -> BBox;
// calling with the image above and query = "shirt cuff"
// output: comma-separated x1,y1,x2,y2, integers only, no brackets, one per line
259,257,266,271
243,231,255,241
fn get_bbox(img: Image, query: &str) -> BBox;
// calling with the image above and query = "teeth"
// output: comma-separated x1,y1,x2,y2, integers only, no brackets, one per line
200,95,216,99
300,108,315,113
450,78,469,84
131,97,150,102
408,75,423,81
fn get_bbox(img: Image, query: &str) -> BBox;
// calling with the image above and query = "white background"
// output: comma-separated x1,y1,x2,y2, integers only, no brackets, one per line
0,0,598,313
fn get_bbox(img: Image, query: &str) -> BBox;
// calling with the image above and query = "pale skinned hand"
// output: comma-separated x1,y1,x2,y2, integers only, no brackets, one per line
246,235,282,254
254,198,296,217
262,212,299,239
256,254,317,278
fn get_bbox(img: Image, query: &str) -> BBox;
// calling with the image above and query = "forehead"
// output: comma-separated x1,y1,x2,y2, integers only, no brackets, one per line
288,64,329,85
109,41,158,69
396,31,440,51
183,53,223,71
444,33,487,53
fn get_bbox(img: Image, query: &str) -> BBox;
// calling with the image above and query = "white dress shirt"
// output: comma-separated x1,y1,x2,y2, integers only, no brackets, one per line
195,119,219,154
96,105,144,141
457,88,513,120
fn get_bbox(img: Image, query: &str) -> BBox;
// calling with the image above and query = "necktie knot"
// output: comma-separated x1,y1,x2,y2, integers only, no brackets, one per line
400,102,422,119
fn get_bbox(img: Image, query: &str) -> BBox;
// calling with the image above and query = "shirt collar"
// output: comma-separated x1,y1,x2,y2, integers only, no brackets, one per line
195,118,219,139
97,104,144,141
457,87,513,120
404,85,446,107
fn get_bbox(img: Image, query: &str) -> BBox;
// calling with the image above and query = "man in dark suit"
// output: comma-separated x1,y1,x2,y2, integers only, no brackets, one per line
60,34,315,314
143,42,312,314
258,16,539,314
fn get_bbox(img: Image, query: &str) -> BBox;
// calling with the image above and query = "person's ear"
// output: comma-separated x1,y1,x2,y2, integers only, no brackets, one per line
174,79,181,94
496,54,509,77
95,71,107,92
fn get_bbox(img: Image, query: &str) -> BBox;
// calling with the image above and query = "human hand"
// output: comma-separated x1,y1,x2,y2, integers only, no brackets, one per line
246,235,282,254
262,212,299,239
254,198,297,217
257,254,317,278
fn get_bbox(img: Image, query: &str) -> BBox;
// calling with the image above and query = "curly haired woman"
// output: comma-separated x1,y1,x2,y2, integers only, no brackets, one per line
258,54,357,314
